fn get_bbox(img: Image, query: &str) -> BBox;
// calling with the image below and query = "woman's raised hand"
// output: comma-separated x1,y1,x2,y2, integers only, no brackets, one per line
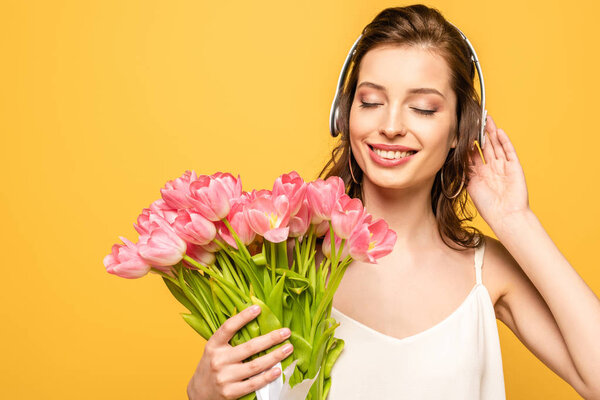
466,114,530,231
187,305,294,400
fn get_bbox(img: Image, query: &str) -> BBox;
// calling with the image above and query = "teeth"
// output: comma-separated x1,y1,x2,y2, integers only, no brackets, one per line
373,147,415,160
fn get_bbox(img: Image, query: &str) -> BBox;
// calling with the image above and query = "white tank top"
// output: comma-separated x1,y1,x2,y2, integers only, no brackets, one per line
328,239,506,399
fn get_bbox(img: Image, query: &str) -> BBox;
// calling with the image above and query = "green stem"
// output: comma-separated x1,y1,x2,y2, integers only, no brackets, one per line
175,264,218,333
221,218,254,262
215,239,265,300
277,240,288,270
332,238,345,277
309,258,352,342
303,224,315,275
270,240,276,286
182,255,247,300
216,251,247,293
150,267,178,285
316,258,331,306
328,221,336,266
294,236,302,274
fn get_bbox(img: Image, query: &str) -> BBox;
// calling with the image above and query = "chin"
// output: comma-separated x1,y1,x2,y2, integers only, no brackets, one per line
366,173,412,190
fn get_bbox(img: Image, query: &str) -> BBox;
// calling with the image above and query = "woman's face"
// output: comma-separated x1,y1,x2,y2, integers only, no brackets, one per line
349,44,458,190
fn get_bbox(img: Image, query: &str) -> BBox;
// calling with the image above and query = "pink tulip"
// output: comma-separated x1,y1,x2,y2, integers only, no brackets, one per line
186,172,243,221
201,240,221,253
150,199,178,224
348,218,396,264
134,205,176,235
243,193,291,243
322,229,350,261
134,208,157,236
104,236,152,279
306,176,346,224
160,170,198,209
272,171,307,217
137,217,187,267
331,194,367,239
244,188,272,202
173,209,217,245
314,220,330,237
185,242,216,267
289,198,311,240
216,200,256,248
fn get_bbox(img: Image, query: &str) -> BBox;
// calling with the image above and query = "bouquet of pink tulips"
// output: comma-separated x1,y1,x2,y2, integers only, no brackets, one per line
104,170,396,400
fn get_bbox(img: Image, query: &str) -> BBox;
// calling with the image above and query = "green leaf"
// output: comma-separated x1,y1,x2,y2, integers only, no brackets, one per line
275,268,310,288
184,269,217,318
251,252,266,266
209,279,228,326
324,338,344,378
250,295,282,350
162,277,200,315
214,287,236,317
176,265,218,333
180,313,212,340
323,376,332,399
288,331,313,374
276,240,289,269
266,272,286,323
309,318,340,378
289,293,306,335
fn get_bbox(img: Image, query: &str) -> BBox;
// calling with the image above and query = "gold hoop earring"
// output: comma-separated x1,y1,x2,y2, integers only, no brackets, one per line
348,146,359,184
440,163,465,199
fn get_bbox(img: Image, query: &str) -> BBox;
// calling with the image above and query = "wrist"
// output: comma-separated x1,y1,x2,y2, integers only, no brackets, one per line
187,376,200,400
492,207,537,239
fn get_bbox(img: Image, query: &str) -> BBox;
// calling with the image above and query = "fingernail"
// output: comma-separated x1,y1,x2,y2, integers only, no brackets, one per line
271,367,281,376
280,328,290,338
250,305,260,314
282,344,293,354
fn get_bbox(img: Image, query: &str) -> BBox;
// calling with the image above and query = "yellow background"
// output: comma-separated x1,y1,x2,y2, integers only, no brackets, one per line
1,0,598,398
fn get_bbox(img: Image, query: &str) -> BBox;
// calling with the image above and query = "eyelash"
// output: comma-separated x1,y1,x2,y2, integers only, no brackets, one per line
359,101,436,116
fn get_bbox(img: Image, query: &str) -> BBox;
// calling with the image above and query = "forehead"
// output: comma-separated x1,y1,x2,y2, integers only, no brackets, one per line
356,44,452,97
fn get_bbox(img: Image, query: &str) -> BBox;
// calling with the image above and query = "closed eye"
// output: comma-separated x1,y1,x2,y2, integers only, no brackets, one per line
359,101,381,108
359,102,436,117
411,107,436,116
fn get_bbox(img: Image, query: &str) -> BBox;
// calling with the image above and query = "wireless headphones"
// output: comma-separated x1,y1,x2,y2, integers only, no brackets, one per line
328,22,487,150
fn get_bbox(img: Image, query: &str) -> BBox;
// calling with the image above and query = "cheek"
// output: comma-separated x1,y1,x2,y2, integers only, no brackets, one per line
349,106,375,134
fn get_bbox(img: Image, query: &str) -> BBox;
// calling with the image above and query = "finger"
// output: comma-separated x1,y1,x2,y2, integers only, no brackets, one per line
226,327,291,364
495,128,519,163
223,361,282,400
481,116,495,161
229,340,293,381
212,305,261,347
485,115,504,161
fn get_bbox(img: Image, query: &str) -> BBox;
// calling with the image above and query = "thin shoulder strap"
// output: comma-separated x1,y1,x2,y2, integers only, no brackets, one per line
474,237,486,285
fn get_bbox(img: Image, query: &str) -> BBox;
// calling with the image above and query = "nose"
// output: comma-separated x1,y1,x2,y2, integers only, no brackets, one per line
380,104,407,138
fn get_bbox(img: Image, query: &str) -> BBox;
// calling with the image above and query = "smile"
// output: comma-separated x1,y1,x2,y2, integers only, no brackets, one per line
367,144,418,166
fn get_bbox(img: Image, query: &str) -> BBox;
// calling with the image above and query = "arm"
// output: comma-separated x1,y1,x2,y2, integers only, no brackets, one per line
488,217,600,399
467,115,600,399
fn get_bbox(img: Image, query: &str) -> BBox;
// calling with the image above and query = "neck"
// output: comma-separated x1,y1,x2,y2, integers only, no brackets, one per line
361,175,442,251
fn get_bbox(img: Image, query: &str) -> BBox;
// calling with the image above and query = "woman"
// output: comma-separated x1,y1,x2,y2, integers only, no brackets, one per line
186,5,600,400
320,4,600,400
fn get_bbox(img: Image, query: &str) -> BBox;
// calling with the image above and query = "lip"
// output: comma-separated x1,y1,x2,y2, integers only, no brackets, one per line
367,142,419,152
367,143,417,167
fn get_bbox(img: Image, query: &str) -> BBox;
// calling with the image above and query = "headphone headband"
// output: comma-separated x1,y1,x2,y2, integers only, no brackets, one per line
329,22,487,149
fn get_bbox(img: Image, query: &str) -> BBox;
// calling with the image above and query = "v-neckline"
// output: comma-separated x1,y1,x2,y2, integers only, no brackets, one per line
331,283,487,344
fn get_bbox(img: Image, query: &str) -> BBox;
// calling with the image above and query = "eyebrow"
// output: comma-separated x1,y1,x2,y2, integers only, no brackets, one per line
356,81,446,99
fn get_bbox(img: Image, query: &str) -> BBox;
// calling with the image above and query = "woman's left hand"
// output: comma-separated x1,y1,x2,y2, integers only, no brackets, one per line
466,115,531,230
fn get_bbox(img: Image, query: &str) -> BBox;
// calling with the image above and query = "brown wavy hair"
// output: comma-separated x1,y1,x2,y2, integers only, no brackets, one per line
317,4,484,251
